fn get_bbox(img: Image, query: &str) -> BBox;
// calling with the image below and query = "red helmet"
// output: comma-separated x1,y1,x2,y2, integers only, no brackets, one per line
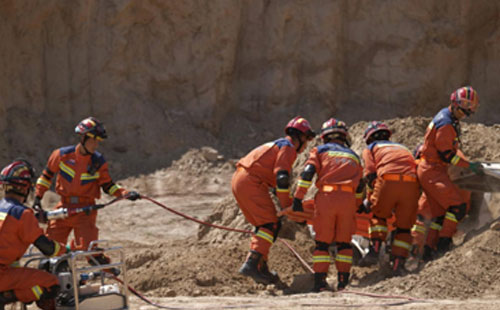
75,117,107,140
363,121,392,144
0,159,35,196
320,118,351,145
285,117,316,139
450,86,479,116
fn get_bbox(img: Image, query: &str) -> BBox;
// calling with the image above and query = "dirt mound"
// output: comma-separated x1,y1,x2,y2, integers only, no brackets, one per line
369,229,500,299
98,117,500,302
118,147,235,197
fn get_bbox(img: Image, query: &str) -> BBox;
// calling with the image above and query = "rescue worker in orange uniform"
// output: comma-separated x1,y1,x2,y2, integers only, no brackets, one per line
417,86,481,259
34,117,140,265
0,160,68,310
358,122,420,275
411,144,471,261
233,117,315,285
293,118,363,291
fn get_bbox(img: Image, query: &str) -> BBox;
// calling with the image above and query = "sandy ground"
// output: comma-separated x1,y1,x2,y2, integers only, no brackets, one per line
22,118,500,309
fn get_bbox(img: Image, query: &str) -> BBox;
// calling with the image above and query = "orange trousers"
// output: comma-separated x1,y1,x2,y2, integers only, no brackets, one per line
0,266,58,303
412,188,471,252
232,167,278,259
369,177,420,258
46,203,98,250
312,191,356,274
417,162,468,240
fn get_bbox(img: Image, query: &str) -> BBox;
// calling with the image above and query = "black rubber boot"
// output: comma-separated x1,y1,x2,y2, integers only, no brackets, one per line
239,251,274,285
435,237,452,258
312,272,328,292
421,245,434,262
36,298,56,310
259,260,280,284
0,290,17,310
337,272,350,291
390,256,408,277
358,239,381,267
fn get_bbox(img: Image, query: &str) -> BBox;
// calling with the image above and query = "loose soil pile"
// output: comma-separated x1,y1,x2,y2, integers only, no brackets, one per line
90,117,500,307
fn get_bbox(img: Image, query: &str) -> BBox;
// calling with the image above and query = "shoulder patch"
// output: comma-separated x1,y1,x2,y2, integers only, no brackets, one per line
273,138,293,149
0,198,27,220
432,108,454,129
60,145,77,156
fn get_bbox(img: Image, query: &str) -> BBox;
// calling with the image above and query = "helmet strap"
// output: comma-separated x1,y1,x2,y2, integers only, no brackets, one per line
80,136,94,155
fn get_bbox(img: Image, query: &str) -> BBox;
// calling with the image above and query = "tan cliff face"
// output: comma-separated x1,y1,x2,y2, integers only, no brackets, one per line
1,0,499,177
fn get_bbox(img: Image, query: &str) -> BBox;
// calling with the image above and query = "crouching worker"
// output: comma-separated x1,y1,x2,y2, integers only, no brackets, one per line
417,86,481,259
0,160,69,310
293,118,363,291
232,117,315,285
358,122,420,276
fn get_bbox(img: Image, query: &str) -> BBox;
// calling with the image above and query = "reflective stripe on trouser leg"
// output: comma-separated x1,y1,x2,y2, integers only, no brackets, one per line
425,220,442,249
312,250,331,273
411,220,426,254
335,248,353,273
369,217,388,241
411,220,426,246
439,211,458,238
250,227,274,259
392,232,412,258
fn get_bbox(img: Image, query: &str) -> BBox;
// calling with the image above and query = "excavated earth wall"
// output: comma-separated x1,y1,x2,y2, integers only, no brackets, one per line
1,0,500,178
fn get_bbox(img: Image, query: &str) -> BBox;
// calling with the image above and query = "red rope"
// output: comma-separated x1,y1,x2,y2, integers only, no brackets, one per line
123,196,426,305
142,196,252,234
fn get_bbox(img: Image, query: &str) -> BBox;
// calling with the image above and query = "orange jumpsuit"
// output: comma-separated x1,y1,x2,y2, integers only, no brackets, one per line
362,141,420,258
294,143,363,275
232,137,296,259
36,144,127,249
417,107,470,247
412,150,471,254
0,198,64,303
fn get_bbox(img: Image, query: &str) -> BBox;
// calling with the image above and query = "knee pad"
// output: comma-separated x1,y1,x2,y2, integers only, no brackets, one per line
336,242,351,252
315,241,330,252
257,222,280,241
432,215,444,226
40,285,60,300
448,203,467,221
394,228,411,235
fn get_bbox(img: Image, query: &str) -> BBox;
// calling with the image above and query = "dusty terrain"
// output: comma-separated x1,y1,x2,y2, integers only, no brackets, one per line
29,117,499,309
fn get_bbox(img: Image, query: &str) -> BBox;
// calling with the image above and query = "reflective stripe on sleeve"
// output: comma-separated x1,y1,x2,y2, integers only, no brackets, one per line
32,285,43,300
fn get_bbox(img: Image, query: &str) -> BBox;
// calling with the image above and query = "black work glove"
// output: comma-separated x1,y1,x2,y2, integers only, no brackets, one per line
357,199,372,214
32,196,43,211
126,191,141,201
32,196,48,223
292,198,303,212
35,210,48,224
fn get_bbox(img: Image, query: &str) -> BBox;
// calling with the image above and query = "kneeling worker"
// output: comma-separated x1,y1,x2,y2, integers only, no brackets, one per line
0,160,69,310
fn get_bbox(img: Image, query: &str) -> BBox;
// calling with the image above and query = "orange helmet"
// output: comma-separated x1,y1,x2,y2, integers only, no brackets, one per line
320,118,351,146
0,159,35,197
75,117,107,140
450,86,479,116
285,117,316,139
363,121,392,145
